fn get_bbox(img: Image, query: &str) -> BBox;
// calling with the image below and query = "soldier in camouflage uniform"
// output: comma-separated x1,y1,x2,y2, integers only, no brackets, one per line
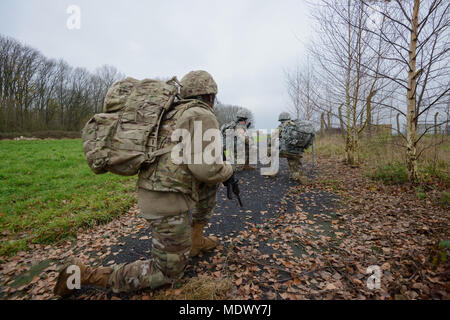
223,110,255,172
54,71,233,296
278,112,305,182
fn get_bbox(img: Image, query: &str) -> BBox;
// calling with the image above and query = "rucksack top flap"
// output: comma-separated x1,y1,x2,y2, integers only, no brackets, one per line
127,79,178,111
103,77,139,113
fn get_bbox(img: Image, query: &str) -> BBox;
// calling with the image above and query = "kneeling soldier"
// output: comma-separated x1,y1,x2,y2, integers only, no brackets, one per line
54,70,232,296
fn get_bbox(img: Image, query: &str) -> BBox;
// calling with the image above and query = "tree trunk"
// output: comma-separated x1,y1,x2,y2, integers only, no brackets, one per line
320,112,325,135
434,112,439,170
406,0,420,183
345,0,354,165
327,111,331,131
338,104,345,136
366,90,375,138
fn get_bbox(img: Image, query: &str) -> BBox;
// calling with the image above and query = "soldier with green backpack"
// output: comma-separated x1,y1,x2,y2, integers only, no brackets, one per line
54,70,233,296
278,112,315,183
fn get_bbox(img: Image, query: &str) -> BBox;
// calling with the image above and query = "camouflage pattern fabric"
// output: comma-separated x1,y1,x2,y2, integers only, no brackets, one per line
222,122,253,172
180,70,218,99
82,78,178,176
108,212,191,293
220,121,237,137
234,124,248,171
236,109,249,120
138,100,211,202
192,183,218,223
287,156,303,181
278,119,313,181
103,77,139,113
279,120,315,156
278,112,291,122
221,121,237,167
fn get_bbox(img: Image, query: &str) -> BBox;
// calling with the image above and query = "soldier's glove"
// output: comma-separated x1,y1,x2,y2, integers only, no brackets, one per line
223,174,243,207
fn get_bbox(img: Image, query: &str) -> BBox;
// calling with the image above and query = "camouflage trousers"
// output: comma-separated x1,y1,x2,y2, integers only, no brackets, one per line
287,156,303,181
192,183,217,223
233,157,253,172
108,212,191,293
107,185,218,293
233,140,255,172
232,154,247,172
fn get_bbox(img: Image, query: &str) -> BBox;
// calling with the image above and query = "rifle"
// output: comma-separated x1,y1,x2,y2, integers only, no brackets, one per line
223,151,243,207
223,174,243,207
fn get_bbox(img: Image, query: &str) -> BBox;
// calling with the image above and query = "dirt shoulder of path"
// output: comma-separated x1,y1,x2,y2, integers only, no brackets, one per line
185,158,449,300
206,157,449,300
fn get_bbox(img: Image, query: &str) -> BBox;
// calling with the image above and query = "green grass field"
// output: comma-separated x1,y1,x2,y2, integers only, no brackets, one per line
0,139,136,256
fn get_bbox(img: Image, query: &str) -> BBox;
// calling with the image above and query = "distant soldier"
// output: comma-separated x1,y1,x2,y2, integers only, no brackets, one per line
278,112,315,183
54,70,233,296
222,110,256,172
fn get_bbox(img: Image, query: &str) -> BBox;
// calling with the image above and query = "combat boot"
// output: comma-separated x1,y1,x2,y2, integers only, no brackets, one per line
190,222,218,257
54,259,113,297
298,175,309,185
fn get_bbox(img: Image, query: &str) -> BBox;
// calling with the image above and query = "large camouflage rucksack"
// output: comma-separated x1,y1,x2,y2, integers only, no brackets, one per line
81,77,179,176
280,120,315,156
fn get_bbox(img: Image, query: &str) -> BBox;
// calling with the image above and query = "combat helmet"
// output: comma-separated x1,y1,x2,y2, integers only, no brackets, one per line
180,70,218,99
236,110,249,120
278,112,291,122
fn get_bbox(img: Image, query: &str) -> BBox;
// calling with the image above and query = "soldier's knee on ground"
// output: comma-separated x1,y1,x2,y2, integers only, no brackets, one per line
108,260,170,294
107,212,191,294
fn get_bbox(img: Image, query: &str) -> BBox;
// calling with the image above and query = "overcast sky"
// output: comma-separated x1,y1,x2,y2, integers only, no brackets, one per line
0,0,314,129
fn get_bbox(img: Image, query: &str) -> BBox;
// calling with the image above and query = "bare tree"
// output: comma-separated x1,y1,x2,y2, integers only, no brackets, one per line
307,0,391,165
285,56,318,121
361,0,450,181
0,34,125,135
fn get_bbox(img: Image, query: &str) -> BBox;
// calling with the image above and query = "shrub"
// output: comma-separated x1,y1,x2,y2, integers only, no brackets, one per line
372,162,409,185
439,191,450,208
415,186,427,200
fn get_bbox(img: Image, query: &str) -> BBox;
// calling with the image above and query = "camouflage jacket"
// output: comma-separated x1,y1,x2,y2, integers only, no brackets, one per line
138,100,232,203
235,123,249,146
